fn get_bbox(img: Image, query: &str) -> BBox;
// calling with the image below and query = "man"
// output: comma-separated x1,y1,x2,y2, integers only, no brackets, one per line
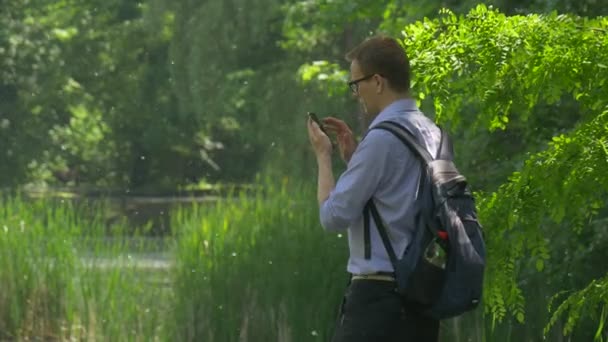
306,36,441,341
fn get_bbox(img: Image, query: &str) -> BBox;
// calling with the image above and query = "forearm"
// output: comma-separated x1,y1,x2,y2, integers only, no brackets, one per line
316,153,335,206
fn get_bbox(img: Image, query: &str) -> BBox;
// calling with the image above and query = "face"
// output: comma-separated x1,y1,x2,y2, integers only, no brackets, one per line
349,60,380,121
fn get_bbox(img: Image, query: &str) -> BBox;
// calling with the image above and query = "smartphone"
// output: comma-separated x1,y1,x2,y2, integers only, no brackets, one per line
308,112,328,136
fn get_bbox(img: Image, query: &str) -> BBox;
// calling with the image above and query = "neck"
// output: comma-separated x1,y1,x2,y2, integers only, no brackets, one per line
377,91,410,112
362,91,411,128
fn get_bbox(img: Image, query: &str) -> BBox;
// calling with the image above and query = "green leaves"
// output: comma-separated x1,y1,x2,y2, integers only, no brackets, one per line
403,8,608,132
50,27,78,41
545,274,608,338
289,7,608,335
479,107,608,332
298,61,349,96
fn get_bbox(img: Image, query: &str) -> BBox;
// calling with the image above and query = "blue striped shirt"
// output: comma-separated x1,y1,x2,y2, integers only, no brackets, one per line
319,99,442,275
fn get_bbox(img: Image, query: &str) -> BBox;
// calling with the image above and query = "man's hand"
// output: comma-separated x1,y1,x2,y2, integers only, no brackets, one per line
322,117,357,163
307,117,332,159
307,116,335,205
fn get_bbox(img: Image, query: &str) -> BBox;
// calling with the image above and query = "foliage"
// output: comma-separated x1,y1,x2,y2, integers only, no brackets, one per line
398,8,608,335
291,5,608,339
0,0,206,189
546,272,608,339
2,0,606,189
2,0,608,339
0,1,70,186
296,6,608,187
402,7,607,190
478,106,608,329
281,0,608,57
163,0,349,184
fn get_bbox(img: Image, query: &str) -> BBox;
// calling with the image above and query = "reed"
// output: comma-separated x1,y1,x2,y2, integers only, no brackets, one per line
0,195,168,340
170,177,348,341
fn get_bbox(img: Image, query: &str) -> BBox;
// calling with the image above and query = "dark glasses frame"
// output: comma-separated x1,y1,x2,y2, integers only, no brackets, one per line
347,74,378,94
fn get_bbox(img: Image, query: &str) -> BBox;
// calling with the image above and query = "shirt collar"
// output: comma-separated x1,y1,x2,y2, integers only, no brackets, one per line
368,98,418,129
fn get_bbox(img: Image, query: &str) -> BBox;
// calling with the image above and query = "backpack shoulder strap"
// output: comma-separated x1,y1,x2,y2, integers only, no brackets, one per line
373,121,436,165
363,120,444,264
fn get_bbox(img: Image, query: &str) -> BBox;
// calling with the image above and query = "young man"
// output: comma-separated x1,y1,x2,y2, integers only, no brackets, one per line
307,36,441,341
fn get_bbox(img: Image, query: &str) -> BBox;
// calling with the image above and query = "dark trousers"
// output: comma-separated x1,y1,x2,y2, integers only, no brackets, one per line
331,279,439,342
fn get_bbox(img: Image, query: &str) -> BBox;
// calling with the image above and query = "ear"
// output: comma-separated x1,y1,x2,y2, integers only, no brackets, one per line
375,74,383,94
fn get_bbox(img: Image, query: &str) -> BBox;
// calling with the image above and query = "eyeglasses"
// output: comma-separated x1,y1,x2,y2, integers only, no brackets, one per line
347,74,375,94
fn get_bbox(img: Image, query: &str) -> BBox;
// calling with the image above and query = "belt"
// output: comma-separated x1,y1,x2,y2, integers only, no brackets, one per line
351,273,396,282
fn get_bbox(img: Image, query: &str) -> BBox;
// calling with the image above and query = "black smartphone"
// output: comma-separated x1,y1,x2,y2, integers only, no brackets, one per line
308,112,328,136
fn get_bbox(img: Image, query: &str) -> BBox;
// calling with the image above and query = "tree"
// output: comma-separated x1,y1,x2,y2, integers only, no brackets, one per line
289,5,608,339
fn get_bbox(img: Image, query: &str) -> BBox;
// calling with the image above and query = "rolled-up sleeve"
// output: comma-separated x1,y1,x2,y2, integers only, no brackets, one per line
319,131,391,231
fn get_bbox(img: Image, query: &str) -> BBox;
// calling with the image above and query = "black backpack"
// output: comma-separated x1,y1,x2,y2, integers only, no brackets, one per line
364,120,486,320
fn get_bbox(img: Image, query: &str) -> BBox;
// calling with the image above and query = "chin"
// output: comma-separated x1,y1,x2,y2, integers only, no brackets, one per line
362,108,379,119
358,111,375,129
358,102,378,126
359,103,371,116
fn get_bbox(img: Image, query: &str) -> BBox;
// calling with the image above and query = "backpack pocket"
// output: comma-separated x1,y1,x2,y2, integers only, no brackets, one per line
402,256,446,307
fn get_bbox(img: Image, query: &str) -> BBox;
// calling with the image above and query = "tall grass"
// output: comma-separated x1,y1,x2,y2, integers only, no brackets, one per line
171,178,349,341
0,195,80,339
1,180,492,341
0,195,168,340
170,178,491,342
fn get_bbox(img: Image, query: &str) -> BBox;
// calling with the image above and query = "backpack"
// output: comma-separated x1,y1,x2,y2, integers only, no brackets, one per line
363,120,486,320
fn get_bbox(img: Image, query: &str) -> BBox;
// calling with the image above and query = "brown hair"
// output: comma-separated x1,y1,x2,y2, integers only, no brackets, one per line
345,36,410,93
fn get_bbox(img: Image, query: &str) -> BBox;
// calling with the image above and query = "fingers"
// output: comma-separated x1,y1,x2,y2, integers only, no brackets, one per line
307,117,319,137
307,117,326,141
322,117,352,135
337,133,350,147
307,117,333,155
322,125,339,135
322,117,348,129
322,116,343,124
